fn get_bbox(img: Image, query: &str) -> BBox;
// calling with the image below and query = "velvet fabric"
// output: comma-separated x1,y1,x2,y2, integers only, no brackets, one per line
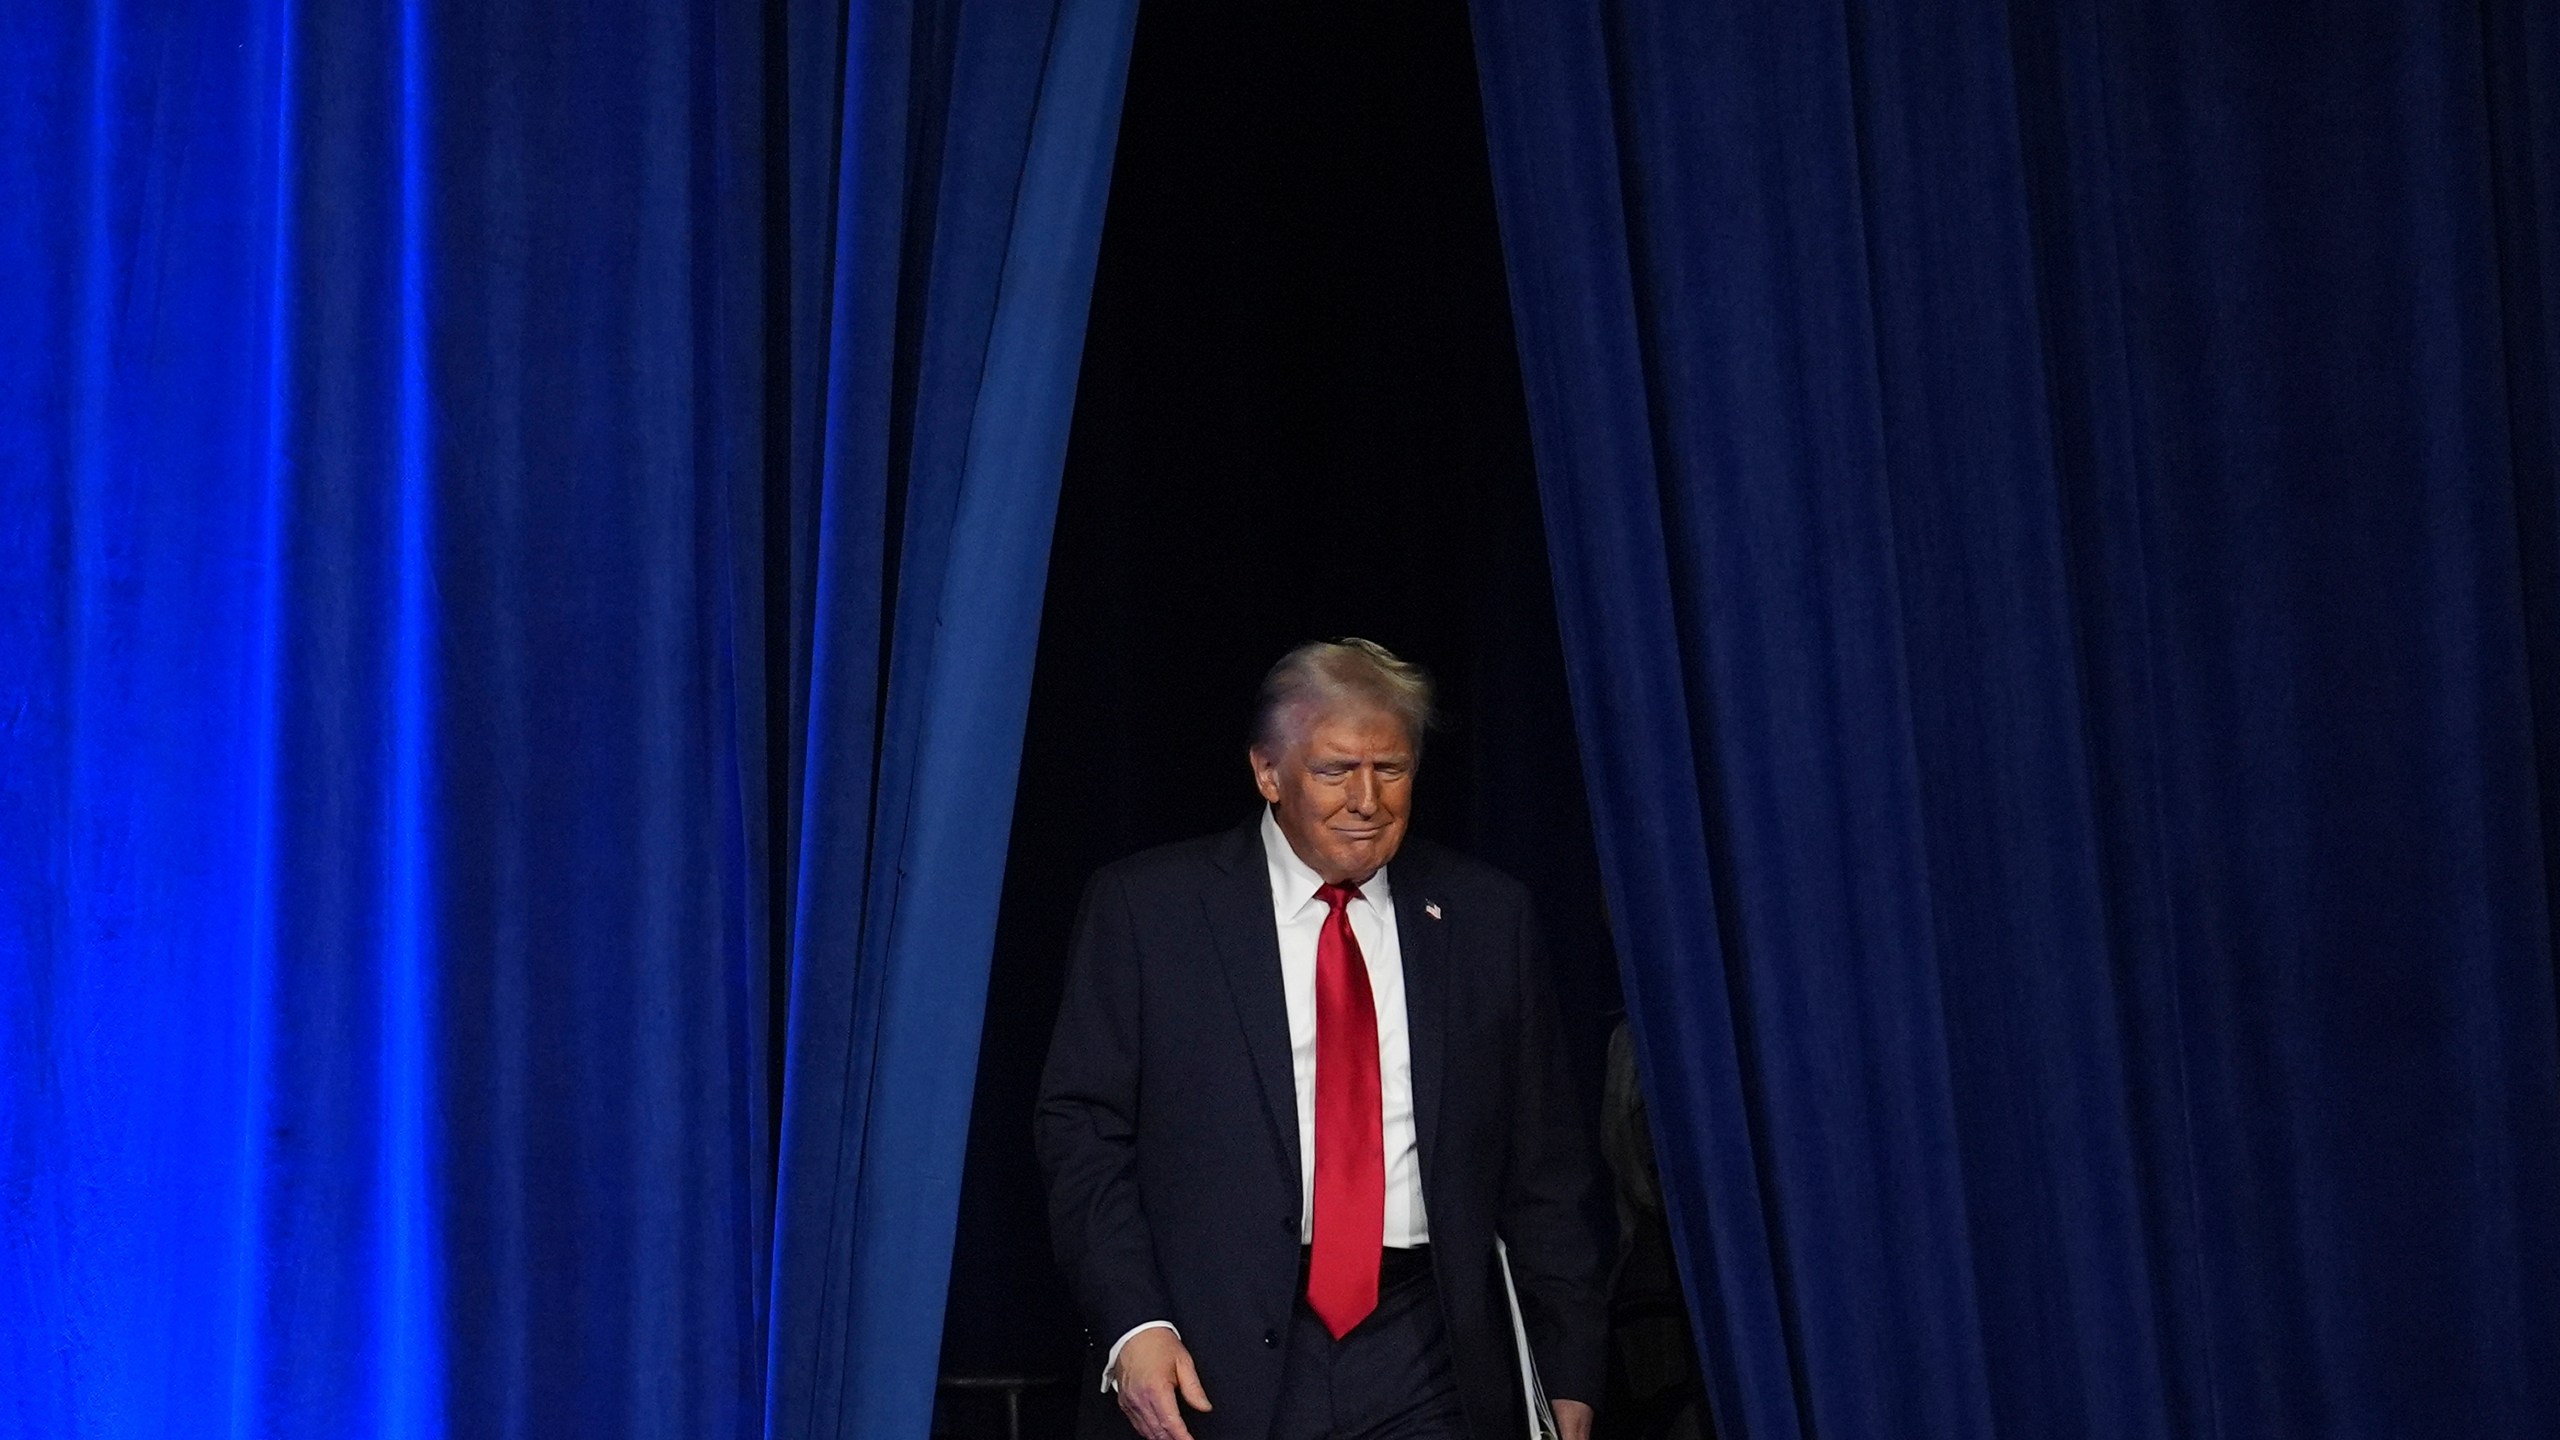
1,1,1133,1437
1471,3,2560,1438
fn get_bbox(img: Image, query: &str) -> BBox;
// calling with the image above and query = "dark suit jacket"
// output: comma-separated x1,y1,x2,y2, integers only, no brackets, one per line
1036,817,1606,1440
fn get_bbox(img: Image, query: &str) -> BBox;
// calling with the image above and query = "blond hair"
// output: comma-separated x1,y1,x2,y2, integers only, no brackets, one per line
1249,637,1437,755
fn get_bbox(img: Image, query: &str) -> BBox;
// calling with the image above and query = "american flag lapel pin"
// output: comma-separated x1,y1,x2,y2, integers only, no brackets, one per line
1424,900,1442,920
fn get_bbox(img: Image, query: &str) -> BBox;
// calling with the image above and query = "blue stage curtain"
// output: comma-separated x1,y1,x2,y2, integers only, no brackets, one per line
1471,4,2560,1439
0,1,1131,1437
758,1,1134,1436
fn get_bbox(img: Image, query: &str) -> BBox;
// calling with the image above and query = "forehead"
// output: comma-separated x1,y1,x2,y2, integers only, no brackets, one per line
1294,705,1414,757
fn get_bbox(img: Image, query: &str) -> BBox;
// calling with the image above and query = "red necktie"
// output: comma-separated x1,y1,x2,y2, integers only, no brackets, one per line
1307,882,1384,1339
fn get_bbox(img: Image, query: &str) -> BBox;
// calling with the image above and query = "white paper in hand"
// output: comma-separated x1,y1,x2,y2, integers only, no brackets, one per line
1496,1237,1563,1440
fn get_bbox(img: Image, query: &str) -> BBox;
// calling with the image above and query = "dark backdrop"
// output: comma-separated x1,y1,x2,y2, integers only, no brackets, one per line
933,0,1621,1413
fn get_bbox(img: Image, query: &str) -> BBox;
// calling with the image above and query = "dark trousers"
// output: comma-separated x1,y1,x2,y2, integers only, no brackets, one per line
1268,1248,1470,1440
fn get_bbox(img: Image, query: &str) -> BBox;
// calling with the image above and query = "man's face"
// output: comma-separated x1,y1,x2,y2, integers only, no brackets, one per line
1251,705,1416,885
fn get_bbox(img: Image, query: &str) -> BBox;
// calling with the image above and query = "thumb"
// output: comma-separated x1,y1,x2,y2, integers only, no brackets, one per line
1175,1349,1213,1412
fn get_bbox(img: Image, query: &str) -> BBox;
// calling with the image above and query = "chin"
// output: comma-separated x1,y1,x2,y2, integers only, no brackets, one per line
1313,850,1364,880
1340,839,1401,876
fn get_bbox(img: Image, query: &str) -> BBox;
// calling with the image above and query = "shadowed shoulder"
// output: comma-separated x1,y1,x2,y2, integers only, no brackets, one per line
1083,825,1535,926
1383,834,1534,920
1084,825,1245,901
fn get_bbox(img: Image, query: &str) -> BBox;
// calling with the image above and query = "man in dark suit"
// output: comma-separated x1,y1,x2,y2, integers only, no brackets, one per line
1037,639,1605,1440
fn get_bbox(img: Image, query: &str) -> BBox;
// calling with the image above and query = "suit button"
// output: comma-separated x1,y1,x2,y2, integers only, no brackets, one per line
1262,1330,1280,1349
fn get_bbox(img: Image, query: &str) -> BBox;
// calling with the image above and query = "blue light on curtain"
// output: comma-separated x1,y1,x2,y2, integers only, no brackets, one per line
384,9,442,1435
761,0,1136,1435
0,2,1135,1438
1472,2,2560,1438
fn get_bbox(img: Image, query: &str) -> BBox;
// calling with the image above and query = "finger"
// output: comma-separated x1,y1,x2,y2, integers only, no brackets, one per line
1126,1381,1161,1415
1135,1382,1184,1440
1135,1383,1196,1440
1174,1351,1213,1412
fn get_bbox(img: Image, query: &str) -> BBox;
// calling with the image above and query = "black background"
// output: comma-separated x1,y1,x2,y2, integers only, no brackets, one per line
933,3,1620,1423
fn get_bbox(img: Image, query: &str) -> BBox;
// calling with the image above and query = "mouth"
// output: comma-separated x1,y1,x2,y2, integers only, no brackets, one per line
1333,826,1386,842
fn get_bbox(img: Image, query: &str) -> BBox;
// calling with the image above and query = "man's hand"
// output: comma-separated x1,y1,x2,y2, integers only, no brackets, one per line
1553,1398,1594,1440
1112,1327,1213,1440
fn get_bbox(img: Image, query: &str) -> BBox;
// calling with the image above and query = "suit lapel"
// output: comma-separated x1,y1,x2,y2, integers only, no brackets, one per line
1391,844,1449,1201
1205,819,1300,1184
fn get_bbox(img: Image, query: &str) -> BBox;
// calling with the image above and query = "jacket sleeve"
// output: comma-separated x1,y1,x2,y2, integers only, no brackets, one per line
1035,868,1175,1346
1497,897,1610,1406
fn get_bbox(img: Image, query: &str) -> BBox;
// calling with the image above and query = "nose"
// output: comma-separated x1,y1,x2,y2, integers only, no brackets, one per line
1345,768,1379,816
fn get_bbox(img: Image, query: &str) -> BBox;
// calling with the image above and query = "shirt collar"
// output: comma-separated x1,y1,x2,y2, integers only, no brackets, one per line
1259,807,1392,922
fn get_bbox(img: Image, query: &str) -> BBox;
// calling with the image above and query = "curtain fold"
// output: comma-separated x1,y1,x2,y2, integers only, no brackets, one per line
1472,3,2560,1439
762,1,1135,1436
1,1,1132,1436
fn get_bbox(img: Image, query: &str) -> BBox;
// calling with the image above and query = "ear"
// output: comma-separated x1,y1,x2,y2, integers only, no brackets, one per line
1248,746,1283,804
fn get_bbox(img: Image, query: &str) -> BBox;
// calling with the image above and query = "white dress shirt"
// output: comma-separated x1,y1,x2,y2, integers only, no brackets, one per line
1259,806,1429,1248
1104,810,1430,1389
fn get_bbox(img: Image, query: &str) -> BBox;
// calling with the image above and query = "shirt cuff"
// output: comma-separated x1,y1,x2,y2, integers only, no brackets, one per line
1101,1321,1180,1393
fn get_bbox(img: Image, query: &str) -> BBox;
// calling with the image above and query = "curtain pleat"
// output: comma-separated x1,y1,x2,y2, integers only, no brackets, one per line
1473,2,2560,1437
1,2,1134,1437
763,2,1136,1436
